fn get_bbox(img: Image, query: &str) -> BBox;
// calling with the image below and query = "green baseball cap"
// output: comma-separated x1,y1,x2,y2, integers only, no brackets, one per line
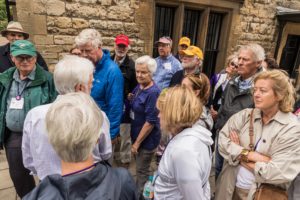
10,40,37,57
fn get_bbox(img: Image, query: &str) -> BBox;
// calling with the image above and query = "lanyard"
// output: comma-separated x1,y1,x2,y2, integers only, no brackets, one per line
16,80,30,101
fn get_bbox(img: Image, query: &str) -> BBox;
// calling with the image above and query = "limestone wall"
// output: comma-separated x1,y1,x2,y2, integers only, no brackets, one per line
17,0,148,71
229,0,300,56
15,0,300,71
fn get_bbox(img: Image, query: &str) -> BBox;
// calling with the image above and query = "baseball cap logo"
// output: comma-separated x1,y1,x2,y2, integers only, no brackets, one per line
19,43,27,48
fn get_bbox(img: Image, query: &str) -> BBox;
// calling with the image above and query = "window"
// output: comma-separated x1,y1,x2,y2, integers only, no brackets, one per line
203,12,224,77
182,9,201,45
153,5,175,57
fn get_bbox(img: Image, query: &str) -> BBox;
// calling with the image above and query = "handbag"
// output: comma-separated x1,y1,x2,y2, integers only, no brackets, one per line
249,109,288,200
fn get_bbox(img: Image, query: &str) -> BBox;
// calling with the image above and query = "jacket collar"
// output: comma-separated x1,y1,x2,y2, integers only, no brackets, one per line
111,54,130,67
96,49,110,70
253,108,290,125
1,43,10,56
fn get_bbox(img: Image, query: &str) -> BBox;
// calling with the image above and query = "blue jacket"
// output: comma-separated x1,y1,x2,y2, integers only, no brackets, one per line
91,49,124,140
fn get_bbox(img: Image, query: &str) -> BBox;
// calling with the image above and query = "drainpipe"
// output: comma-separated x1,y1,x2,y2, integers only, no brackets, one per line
5,0,12,22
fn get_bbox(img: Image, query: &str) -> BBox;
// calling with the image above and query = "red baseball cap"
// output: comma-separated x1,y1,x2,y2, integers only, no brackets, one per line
115,34,130,47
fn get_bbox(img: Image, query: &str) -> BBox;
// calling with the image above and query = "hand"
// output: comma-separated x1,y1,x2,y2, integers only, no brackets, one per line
131,142,140,155
248,151,271,163
127,93,134,101
229,130,240,145
210,106,218,121
111,136,120,145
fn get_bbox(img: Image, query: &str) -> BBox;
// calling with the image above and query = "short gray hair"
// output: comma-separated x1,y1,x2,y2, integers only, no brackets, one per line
46,92,103,162
75,29,102,48
135,55,157,76
54,55,94,94
238,43,265,62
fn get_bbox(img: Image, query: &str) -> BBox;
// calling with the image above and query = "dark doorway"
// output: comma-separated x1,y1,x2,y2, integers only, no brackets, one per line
279,34,300,78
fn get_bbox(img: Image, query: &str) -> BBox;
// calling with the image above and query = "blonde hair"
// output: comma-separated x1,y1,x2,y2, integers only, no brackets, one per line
254,70,295,113
184,73,211,105
226,53,238,67
156,86,202,134
46,92,103,162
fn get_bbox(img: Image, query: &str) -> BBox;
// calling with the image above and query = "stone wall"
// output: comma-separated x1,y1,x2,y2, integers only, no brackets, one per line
15,0,300,71
230,0,300,56
16,0,149,71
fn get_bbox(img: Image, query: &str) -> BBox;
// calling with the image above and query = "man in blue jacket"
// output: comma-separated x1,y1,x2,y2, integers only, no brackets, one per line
75,29,124,146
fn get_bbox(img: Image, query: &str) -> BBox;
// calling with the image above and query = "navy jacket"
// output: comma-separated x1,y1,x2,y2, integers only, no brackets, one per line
23,162,138,200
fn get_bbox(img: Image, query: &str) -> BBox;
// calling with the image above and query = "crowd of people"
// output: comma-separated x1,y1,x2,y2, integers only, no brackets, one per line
0,20,300,200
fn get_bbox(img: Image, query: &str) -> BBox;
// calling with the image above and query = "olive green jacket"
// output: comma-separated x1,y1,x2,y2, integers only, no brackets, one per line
0,65,57,148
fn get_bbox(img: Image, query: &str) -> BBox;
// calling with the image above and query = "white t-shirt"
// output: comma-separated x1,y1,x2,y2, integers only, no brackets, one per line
236,139,262,189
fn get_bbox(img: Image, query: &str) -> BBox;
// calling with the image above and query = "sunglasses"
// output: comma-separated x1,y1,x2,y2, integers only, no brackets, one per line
230,62,238,68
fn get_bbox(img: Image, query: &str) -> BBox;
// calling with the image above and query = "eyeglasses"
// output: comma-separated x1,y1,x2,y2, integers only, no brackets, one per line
15,55,35,62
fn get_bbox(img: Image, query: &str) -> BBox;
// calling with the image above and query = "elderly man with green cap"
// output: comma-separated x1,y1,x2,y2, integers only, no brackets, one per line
0,21,48,73
0,40,57,198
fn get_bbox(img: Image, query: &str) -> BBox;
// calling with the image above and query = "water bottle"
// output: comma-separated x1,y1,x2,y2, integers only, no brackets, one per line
143,176,154,200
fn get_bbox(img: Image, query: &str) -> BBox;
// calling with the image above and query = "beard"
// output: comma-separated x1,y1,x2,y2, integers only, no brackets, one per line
115,50,127,58
182,59,197,69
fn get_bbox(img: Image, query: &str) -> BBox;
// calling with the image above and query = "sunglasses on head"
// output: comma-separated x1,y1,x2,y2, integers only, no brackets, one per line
230,62,238,68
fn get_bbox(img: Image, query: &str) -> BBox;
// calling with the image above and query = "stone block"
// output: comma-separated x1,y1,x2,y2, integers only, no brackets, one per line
99,0,112,6
42,53,58,59
74,0,97,3
0,187,16,200
107,21,124,31
89,20,108,29
55,17,72,28
46,0,65,16
102,37,115,46
32,15,47,35
36,45,64,53
34,35,54,45
72,18,89,29
33,0,47,15
54,35,76,45
124,23,139,33
48,27,78,35
107,6,133,21
66,3,107,19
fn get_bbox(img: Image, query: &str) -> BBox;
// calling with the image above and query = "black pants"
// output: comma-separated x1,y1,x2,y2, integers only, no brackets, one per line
4,132,35,198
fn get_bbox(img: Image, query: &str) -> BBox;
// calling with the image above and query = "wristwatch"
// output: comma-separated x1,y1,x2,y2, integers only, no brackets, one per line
240,149,250,162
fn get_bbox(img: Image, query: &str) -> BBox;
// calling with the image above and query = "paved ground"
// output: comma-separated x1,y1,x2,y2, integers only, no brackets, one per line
0,150,19,200
0,149,214,199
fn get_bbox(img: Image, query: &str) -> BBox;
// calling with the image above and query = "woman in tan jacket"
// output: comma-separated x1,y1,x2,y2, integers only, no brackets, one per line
215,70,300,200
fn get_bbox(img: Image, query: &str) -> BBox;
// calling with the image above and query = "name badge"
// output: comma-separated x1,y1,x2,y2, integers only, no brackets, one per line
9,97,24,109
163,62,172,70
130,109,135,120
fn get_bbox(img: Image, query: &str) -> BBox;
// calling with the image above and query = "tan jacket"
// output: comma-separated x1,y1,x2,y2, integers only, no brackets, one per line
215,108,300,200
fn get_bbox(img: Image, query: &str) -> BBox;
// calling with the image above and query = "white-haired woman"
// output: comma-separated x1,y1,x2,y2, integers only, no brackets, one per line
23,92,137,200
215,70,300,200
154,86,213,199
129,55,161,198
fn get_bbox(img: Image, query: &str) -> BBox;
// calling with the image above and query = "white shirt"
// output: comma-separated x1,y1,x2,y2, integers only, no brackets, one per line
22,103,112,180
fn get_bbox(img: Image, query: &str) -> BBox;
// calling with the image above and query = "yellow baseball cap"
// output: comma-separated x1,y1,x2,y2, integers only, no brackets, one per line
179,37,190,46
180,45,203,60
